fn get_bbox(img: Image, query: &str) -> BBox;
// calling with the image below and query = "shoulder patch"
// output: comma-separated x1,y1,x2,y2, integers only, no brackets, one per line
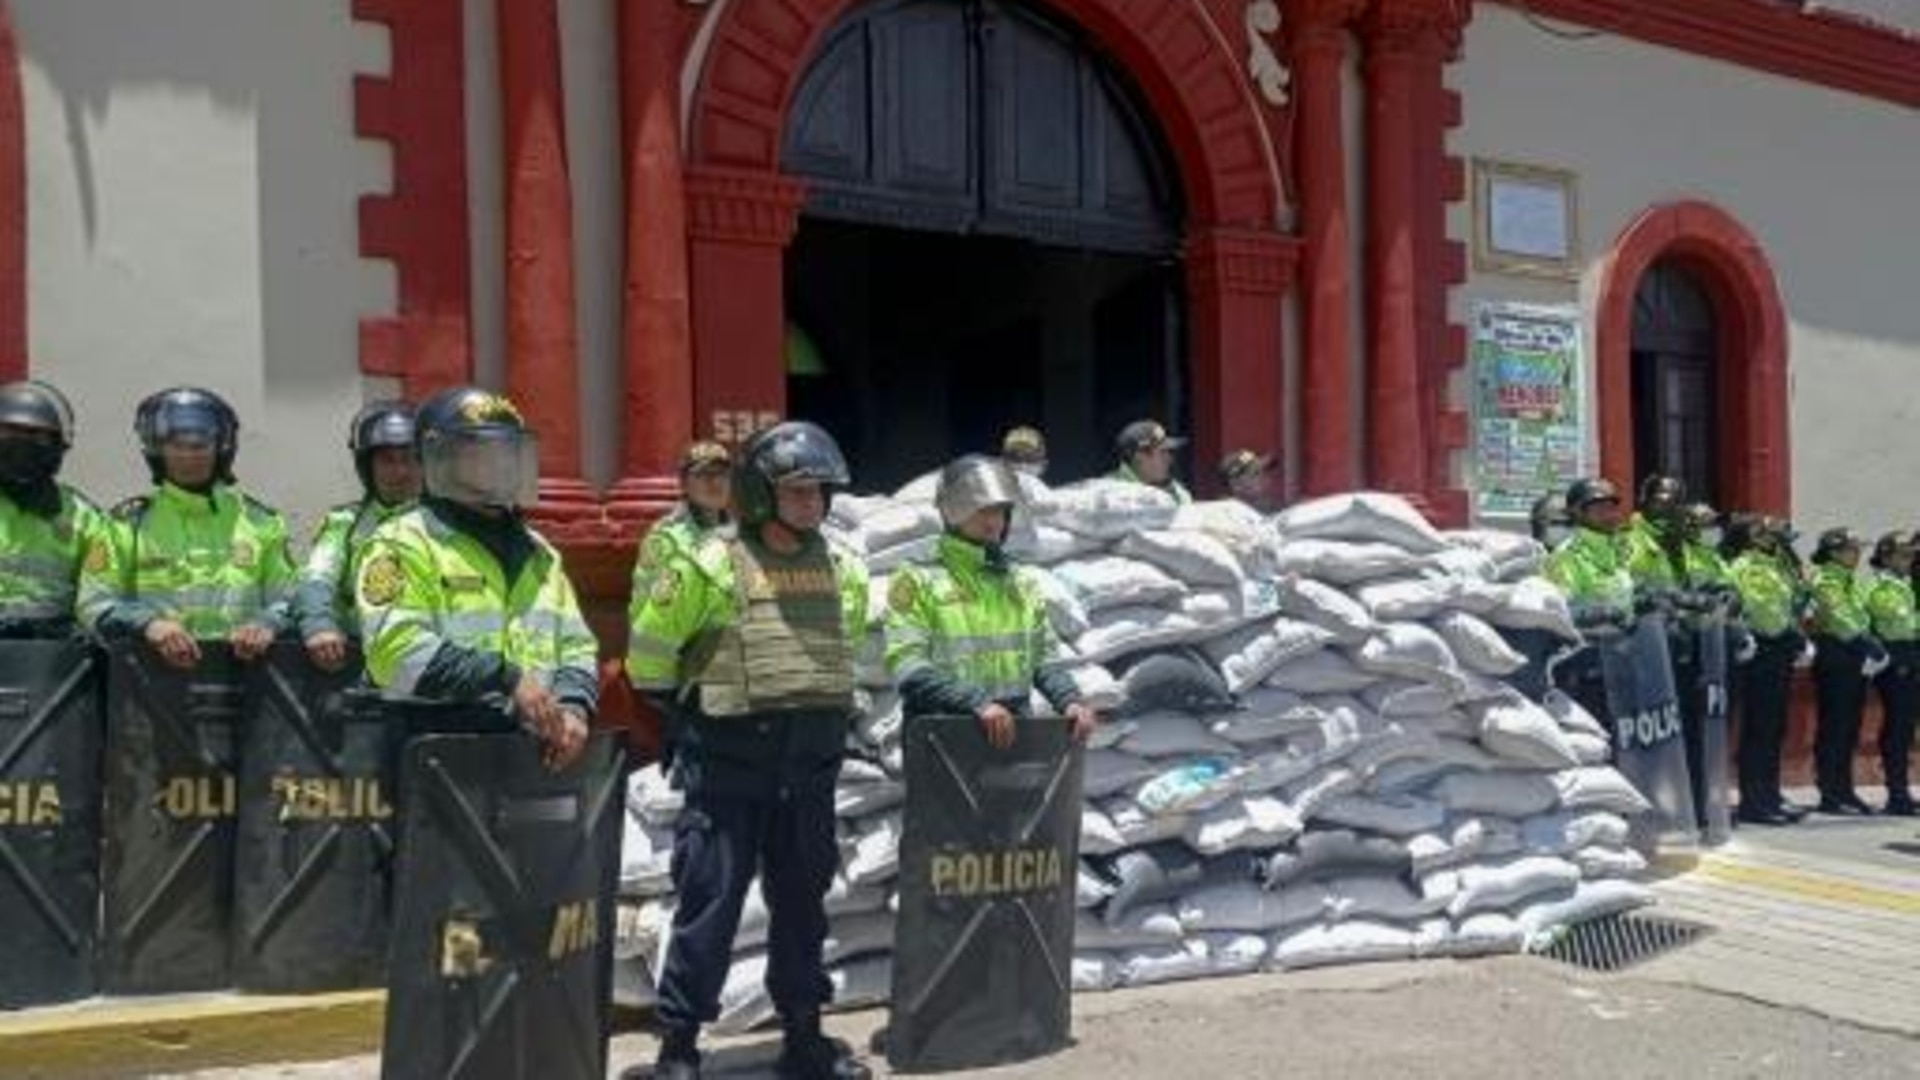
230,538,258,569
650,566,682,607
888,572,919,614
358,551,405,607
83,537,111,575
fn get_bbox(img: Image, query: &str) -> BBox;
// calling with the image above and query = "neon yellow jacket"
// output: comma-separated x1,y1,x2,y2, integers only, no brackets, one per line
1729,551,1798,638
78,482,294,639
1,484,111,630
1544,526,1634,622
290,499,411,639
1809,563,1870,641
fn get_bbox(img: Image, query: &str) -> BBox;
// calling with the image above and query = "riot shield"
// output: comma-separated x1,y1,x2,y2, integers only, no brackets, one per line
1601,616,1698,854
1694,615,1734,846
101,641,245,994
381,730,625,1080
888,715,1084,1073
232,644,393,992
0,638,104,1008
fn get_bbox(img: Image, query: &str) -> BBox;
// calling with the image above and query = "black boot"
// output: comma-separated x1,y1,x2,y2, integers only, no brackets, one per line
776,1014,871,1080
652,1024,702,1080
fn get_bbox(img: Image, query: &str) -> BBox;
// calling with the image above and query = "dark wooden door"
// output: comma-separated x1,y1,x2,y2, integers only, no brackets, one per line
1630,261,1719,504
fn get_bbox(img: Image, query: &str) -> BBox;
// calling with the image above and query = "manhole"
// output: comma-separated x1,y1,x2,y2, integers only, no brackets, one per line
1531,912,1712,973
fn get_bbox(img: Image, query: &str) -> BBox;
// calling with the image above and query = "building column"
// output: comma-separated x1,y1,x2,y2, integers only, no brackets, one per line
1186,228,1300,495
684,167,805,451
1287,0,1366,496
497,0,594,527
606,0,695,533
1359,0,1431,497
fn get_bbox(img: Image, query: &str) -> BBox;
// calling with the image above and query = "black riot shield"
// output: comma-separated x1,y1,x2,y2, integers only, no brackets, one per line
888,715,1084,1074
0,638,104,1008
1600,616,1698,854
1695,615,1734,847
232,644,393,992
102,641,245,994
381,730,625,1080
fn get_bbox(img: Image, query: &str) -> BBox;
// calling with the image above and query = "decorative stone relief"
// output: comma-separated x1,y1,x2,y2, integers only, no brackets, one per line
1246,0,1290,106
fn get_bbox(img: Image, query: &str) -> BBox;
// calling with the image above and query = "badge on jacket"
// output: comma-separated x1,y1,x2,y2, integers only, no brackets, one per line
83,539,110,574
359,553,405,607
231,540,258,569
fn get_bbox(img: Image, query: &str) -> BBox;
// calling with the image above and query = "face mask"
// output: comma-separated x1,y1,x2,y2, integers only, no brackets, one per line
0,437,63,487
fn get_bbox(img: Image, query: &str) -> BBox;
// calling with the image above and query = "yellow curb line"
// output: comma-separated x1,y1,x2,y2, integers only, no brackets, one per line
1696,855,1920,916
0,990,385,1079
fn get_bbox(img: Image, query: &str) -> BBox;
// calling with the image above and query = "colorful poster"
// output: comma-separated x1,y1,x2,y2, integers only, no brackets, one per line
1471,302,1585,520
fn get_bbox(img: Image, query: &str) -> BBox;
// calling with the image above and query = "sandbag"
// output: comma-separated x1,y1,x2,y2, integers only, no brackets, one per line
1356,623,1465,690
1028,568,1092,641
1117,939,1213,986
1552,766,1654,816
1421,912,1525,958
1485,577,1580,640
1202,932,1272,975
1116,651,1236,715
1276,578,1375,644
1053,557,1186,613
1075,905,1185,949
1325,875,1441,923
1076,863,1115,909
1176,881,1319,933
1074,607,1211,665
861,502,942,553
1100,797,1193,848
1044,480,1180,539
1520,810,1632,855
1257,829,1410,888
1443,530,1547,582
1204,618,1337,694
1515,879,1655,944
1097,842,1214,921
1473,692,1581,770
1208,689,1327,745
1272,539,1424,584
1116,530,1246,588
1117,714,1237,760
1072,953,1120,992
843,812,901,885
1406,816,1525,876
1361,679,1458,718
1283,766,1364,820
1079,806,1126,856
1132,757,1239,814
1572,845,1648,879
1084,749,1158,799
619,815,675,896
1008,524,1106,566
1314,793,1447,837
1269,920,1417,971
1356,576,1461,622
1054,664,1126,714
1543,690,1608,740
1267,650,1377,694
1182,794,1304,855
1432,611,1529,676
1441,855,1582,918
625,764,684,827
1170,501,1279,565
1274,493,1447,554
869,535,941,574
1429,771,1560,818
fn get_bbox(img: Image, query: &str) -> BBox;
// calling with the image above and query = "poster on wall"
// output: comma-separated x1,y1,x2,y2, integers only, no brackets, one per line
1471,301,1585,521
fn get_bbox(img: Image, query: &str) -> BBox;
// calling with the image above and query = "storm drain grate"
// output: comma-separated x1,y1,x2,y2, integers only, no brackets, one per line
1533,912,1711,973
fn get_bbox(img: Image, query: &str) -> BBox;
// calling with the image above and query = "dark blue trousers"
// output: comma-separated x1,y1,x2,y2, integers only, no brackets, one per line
655,784,838,1029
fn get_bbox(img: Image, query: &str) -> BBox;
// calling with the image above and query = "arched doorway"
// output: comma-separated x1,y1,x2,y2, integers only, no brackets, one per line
1630,261,1718,503
780,0,1183,487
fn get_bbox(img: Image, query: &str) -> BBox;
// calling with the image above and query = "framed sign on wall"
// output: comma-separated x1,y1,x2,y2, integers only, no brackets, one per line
1470,301,1586,521
1473,159,1580,280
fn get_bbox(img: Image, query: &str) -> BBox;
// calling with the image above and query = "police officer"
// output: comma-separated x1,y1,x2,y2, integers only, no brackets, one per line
1000,426,1048,480
0,380,111,637
354,386,595,769
627,420,870,1080
291,401,420,671
1622,474,1687,581
1110,419,1191,503
1808,527,1881,815
886,455,1098,745
1725,515,1807,825
1866,532,1917,816
630,440,733,605
78,387,294,668
1218,449,1279,514
1543,478,1635,720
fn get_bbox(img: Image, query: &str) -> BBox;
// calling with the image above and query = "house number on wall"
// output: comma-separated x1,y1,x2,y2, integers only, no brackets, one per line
711,409,782,444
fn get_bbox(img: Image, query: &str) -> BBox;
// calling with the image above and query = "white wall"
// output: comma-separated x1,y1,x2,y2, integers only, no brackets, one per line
17,0,388,543
1452,5,1920,537
1810,0,1920,35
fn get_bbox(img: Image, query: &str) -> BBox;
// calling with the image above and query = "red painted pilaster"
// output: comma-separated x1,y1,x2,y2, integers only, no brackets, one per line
606,0,696,536
497,0,594,528
1360,2,1428,496
1186,228,1300,495
1411,4,1471,526
685,166,805,449
1286,0,1366,496
0,0,22,381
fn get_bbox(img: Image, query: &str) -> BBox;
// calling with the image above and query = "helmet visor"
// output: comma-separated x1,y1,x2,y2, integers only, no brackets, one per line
423,428,539,509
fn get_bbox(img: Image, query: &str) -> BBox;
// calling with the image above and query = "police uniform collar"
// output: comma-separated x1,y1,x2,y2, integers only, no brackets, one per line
938,531,1002,574
157,480,229,513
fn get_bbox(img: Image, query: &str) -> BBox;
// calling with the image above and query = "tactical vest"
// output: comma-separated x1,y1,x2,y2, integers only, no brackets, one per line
690,537,855,717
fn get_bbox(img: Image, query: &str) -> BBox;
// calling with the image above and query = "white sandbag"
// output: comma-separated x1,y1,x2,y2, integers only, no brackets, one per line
890,471,942,504
1179,590,1240,625
1485,577,1580,640
1258,829,1409,888
844,812,901,886
1132,756,1239,814
1054,556,1186,613
1419,912,1525,958
1118,714,1237,760
1406,816,1525,877
1521,810,1632,855
1356,575,1463,622
1274,493,1447,554
1183,794,1304,855
626,764,685,827
1565,731,1611,766
1432,611,1529,676
620,816,676,897
1430,547,1499,583
1075,904,1186,949
1101,797,1193,848
1474,692,1581,770
861,502,941,553
1314,793,1447,837
1117,529,1247,588
1077,863,1116,909
1430,771,1560,818
615,897,671,962
1272,539,1425,584
1371,757,1460,797
855,629,892,690
1356,622,1465,690
1045,479,1181,539
1117,939,1214,986
1074,606,1211,665
1209,689,1327,745
1084,748,1159,799
1204,932,1272,975
835,759,906,818
855,690,904,753
1284,766,1364,821
1572,845,1648,879
1203,619,1331,695
1080,805,1126,856
1056,663,1127,713
1552,766,1654,816
715,952,775,1033
868,534,941,574
1361,679,1458,718
823,910,896,966
1171,500,1279,565
1269,920,1417,971
1084,714,1134,750
829,955,892,1013
1028,567,1092,640
1326,875,1442,923
1008,523,1107,565
1444,855,1582,918
1395,707,1479,740
1073,952,1121,992
1445,529,1548,582
1544,690,1608,740
1516,879,1656,943
1177,881,1318,932
1276,577,1376,644
1268,649,1377,694
1099,842,1220,920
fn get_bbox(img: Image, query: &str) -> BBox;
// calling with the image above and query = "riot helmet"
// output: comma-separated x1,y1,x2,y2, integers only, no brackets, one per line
0,380,74,489
935,454,1023,544
1719,513,1762,559
733,420,849,532
1812,526,1861,567
414,386,538,511
1638,474,1686,523
135,387,239,487
1564,477,1622,532
1529,490,1569,545
348,400,420,502
1872,530,1914,571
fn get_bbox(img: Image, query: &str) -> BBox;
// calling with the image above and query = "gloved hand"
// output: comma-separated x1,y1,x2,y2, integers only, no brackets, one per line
1733,628,1758,664
1863,637,1891,678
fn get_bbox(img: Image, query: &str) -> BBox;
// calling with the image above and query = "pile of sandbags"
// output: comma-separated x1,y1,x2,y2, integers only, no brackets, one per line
613,484,1657,1021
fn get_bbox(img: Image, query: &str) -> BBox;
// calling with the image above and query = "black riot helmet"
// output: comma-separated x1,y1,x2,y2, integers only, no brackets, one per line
1719,513,1763,559
348,400,418,490
1872,530,1914,570
0,380,75,445
1638,474,1685,521
733,420,849,531
0,380,75,491
135,387,239,485
414,386,538,510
